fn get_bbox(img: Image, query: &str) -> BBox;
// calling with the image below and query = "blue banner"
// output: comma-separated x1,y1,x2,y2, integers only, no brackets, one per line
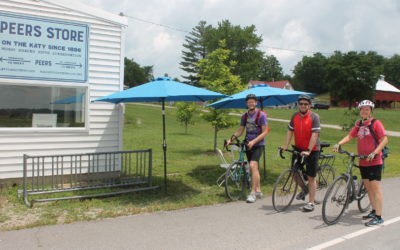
0,12,89,83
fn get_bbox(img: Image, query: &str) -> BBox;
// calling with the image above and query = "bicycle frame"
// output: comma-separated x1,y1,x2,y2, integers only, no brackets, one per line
280,148,308,192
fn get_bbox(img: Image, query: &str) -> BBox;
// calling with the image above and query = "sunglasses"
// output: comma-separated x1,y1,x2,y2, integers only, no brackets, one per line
298,102,309,106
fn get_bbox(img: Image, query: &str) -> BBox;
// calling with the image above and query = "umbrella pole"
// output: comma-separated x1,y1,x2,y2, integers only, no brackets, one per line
162,98,167,193
260,98,266,179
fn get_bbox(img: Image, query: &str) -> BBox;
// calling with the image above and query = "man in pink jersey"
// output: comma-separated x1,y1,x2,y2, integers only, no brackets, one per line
333,100,388,226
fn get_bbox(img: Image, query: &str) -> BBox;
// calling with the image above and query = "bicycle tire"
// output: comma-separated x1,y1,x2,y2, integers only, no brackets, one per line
315,165,335,204
357,182,371,212
322,175,350,225
272,169,298,212
225,162,246,201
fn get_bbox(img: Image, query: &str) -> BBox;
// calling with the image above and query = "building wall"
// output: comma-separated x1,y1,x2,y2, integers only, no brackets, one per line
0,0,126,178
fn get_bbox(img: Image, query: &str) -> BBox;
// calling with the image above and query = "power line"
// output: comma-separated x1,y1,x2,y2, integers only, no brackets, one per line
119,12,335,56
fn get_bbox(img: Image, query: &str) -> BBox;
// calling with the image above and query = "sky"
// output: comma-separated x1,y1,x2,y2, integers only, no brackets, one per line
84,0,400,81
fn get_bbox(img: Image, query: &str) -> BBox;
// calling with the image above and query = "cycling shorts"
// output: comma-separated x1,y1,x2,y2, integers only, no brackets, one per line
291,149,320,178
359,165,382,181
246,146,264,163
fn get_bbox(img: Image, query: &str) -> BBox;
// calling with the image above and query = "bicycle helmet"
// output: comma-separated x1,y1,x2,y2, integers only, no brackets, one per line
297,94,311,104
358,100,374,109
246,94,257,101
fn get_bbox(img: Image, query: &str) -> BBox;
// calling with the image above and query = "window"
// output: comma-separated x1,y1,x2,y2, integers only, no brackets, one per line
0,84,86,128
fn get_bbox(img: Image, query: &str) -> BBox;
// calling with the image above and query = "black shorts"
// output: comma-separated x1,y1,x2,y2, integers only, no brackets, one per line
246,146,264,162
359,165,382,181
292,149,320,178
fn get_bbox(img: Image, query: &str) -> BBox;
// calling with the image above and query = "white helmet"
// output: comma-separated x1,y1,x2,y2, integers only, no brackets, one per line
358,100,375,109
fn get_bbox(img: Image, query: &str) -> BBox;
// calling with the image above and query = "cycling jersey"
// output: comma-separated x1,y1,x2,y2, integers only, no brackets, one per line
288,110,320,151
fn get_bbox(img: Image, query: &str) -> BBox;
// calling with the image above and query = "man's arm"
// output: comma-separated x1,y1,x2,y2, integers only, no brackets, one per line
227,126,245,144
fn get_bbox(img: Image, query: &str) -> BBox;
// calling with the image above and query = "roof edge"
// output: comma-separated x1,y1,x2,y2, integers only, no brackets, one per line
39,0,128,26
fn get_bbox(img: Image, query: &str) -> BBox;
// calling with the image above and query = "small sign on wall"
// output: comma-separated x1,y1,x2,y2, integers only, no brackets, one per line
0,12,89,83
32,113,57,127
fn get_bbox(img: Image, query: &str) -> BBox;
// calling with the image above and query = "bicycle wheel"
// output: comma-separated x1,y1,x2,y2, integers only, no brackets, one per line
315,165,335,204
225,162,246,201
272,169,298,212
322,175,350,225
357,182,371,212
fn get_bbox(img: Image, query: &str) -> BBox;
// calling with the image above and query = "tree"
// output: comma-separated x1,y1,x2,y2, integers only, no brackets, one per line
326,51,380,109
176,102,198,134
258,55,284,82
197,40,243,95
197,41,243,150
292,53,329,93
124,58,153,87
180,21,211,85
202,109,236,151
181,20,264,86
383,54,400,88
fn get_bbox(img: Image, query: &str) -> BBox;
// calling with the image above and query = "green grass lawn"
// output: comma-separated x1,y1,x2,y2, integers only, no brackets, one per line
1,103,399,231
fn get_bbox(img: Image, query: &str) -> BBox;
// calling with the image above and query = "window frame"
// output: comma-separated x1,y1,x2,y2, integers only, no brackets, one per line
0,79,89,133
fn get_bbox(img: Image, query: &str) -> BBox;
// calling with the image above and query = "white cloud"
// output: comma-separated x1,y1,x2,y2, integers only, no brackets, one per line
83,0,400,79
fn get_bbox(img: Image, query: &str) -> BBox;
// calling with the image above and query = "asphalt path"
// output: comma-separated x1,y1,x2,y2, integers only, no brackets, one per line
1,178,399,250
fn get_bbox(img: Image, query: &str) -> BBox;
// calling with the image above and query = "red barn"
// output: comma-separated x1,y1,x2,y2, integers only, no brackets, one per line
374,78,400,108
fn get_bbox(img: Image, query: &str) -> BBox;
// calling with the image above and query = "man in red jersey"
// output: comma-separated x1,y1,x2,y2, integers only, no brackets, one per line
281,95,320,212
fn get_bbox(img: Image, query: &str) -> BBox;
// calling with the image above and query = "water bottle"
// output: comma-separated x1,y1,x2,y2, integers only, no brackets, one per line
352,176,358,193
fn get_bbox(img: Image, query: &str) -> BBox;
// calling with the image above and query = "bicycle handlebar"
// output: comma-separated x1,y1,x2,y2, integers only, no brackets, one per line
338,149,368,159
278,147,307,163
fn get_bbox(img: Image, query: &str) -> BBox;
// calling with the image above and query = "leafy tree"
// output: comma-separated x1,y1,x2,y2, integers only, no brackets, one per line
383,54,400,88
197,41,243,150
292,53,329,93
197,40,243,95
176,102,198,134
202,109,236,151
181,20,264,86
124,58,153,87
258,55,284,82
180,21,211,85
326,51,380,109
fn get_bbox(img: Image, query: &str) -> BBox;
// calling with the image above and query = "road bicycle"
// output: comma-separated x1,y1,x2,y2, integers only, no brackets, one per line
322,149,370,225
272,143,335,212
223,137,251,201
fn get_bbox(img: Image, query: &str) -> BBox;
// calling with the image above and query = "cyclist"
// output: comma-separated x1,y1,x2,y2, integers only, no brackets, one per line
281,94,321,212
226,94,269,203
333,100,388,226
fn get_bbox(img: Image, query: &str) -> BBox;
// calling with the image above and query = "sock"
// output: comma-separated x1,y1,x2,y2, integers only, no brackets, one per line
375,215,382,220
371,209,376,214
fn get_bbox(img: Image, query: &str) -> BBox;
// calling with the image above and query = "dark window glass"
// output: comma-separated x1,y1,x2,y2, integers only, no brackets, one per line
0,84,86,128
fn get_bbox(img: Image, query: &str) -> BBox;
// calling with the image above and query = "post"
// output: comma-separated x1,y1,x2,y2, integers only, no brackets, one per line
162,98,167,192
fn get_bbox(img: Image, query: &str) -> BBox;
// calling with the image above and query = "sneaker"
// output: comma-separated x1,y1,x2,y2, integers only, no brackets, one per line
362,211,376,220
246,193,256,203
255,192,263,199
296,190,307,200
302,202,314,212
365,217,384,226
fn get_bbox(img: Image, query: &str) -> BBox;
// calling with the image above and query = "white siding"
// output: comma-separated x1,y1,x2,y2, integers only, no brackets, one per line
0,0,127,178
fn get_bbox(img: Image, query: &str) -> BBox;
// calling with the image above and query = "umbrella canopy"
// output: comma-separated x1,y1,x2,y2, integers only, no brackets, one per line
95,77,224,103
93,77,226,191
206,84,314,109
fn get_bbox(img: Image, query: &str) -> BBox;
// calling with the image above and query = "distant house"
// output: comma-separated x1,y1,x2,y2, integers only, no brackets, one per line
248,80,294,90
335,76,400,108
374,77,400,108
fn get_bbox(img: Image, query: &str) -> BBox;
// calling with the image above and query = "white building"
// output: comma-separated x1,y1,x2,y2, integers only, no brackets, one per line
0,0,128,179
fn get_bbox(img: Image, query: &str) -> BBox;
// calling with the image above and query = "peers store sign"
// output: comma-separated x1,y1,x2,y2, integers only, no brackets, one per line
0,12,89,83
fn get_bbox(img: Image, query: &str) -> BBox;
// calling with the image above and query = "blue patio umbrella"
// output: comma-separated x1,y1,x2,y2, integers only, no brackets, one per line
207,84,314,178
207,84,314,109
94,77,226,191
